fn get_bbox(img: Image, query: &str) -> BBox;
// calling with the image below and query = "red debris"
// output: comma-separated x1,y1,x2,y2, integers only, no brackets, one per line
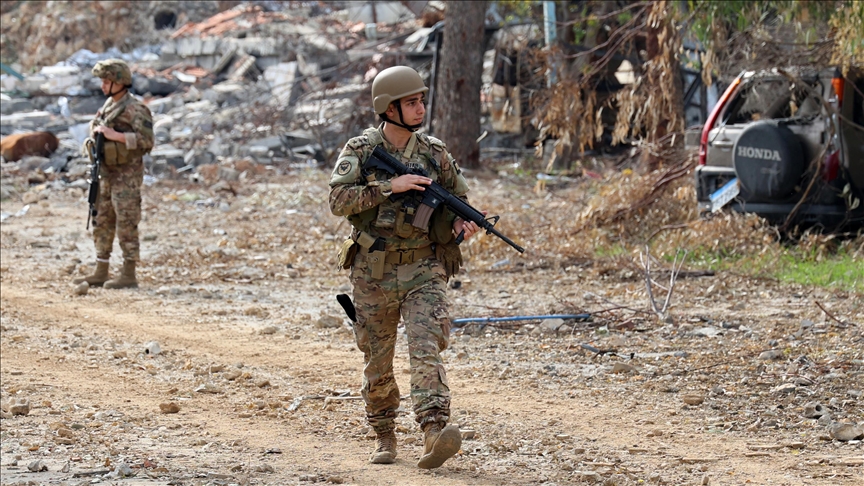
170,4,290,39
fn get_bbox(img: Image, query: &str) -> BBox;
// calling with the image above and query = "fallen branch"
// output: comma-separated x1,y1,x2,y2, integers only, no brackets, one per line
815,300,858,327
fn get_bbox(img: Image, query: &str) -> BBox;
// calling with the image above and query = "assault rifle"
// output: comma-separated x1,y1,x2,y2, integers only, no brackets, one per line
85,132,105,230
365,146,524,253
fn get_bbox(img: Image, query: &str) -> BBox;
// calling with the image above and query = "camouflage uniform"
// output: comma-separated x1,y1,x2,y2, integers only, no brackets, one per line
89,88,153,262
329,125,470,435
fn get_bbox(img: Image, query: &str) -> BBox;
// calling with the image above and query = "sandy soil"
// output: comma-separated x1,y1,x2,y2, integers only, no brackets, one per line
1,169,862,486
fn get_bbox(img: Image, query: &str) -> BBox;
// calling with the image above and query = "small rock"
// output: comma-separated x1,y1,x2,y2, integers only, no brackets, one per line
461,429,476,440
611,362,637,374
580,471,602,482
4,398,30,416
316,315,343,329
252,464,275,473
113,463,133,477
605,474,628,486
682,394,705,406
701,475,710,485
256,379,270,388
57,427,74,438
759,350,783,360
159,402,180,414
802,402,826,418
772,383,796,394
113,350,127,359
195,383,223,394
829,423,864,441
27,460,47,472
73,281,89,296
260,326,278,335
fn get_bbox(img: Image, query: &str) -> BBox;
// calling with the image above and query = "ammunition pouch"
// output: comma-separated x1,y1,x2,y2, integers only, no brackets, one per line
337,238,358,270
103,140,130,166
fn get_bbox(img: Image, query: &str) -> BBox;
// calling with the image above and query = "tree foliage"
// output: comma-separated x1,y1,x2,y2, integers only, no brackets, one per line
526,0,861,171
686,0,863,79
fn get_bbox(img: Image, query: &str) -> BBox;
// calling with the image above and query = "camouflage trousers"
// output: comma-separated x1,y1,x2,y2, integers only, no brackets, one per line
349,250,452,432
92,161,143,262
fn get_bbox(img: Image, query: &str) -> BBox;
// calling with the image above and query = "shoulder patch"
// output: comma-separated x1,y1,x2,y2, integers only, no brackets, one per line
336,160,352,175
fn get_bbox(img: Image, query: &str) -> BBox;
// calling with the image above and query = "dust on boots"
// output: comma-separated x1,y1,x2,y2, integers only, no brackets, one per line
103,260,138,289
417,423,461,469
72,260,110,286
369,429,397,464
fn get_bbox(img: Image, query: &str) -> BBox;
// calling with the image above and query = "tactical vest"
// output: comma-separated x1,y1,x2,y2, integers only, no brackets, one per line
347,127,454,247
94,95,146,166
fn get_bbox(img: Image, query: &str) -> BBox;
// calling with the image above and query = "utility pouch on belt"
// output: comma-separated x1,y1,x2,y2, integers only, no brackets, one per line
102,140,130,166
355,232,386,279
337,238,357,270
368,250,386,279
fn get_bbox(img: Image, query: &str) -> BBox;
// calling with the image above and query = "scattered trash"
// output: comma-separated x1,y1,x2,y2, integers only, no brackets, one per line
144,341,162,355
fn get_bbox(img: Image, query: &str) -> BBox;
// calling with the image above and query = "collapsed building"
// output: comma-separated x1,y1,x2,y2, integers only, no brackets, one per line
1,1,446,191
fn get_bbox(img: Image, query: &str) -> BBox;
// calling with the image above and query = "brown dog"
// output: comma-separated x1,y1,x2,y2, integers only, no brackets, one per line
1,131,59,162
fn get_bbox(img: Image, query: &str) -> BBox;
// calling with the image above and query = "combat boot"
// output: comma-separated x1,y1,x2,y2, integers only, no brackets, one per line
103,260,137,289
72,260,110,286
369,429,397,464
417,422,461,469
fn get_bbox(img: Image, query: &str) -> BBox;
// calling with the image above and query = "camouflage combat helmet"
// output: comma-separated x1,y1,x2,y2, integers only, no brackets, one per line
371,66,428,114
92,59,132,86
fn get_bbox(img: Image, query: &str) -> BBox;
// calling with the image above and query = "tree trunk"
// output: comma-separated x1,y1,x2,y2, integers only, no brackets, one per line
433,1,488,169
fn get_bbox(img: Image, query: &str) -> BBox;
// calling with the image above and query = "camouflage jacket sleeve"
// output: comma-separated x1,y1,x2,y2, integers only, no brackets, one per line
121,101,154,153
328,140,393,217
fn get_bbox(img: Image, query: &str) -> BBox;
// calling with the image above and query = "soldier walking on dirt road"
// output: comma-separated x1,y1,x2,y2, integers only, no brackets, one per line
74,59,154,289
329,66,482,469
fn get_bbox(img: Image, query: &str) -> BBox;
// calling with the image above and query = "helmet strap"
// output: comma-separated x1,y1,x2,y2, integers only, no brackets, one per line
381,104,423,132
107,81,127,98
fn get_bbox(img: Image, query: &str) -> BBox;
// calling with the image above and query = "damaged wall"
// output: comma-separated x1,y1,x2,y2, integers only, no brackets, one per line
0,1,240,71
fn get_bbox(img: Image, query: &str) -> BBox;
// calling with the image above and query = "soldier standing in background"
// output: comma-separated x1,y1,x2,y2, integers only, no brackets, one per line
329,66,482,469
74,59,154,289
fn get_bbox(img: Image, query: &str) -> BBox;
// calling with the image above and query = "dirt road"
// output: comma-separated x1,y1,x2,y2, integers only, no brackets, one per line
1,171,862,485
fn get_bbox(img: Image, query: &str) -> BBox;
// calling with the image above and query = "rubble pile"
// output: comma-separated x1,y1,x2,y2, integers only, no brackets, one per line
0,1,238,72
1,1,447,208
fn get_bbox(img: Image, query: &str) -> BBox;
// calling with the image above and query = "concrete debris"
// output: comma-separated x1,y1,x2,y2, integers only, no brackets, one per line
1,1,447,194
829,423,864,441
3,398,31,416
